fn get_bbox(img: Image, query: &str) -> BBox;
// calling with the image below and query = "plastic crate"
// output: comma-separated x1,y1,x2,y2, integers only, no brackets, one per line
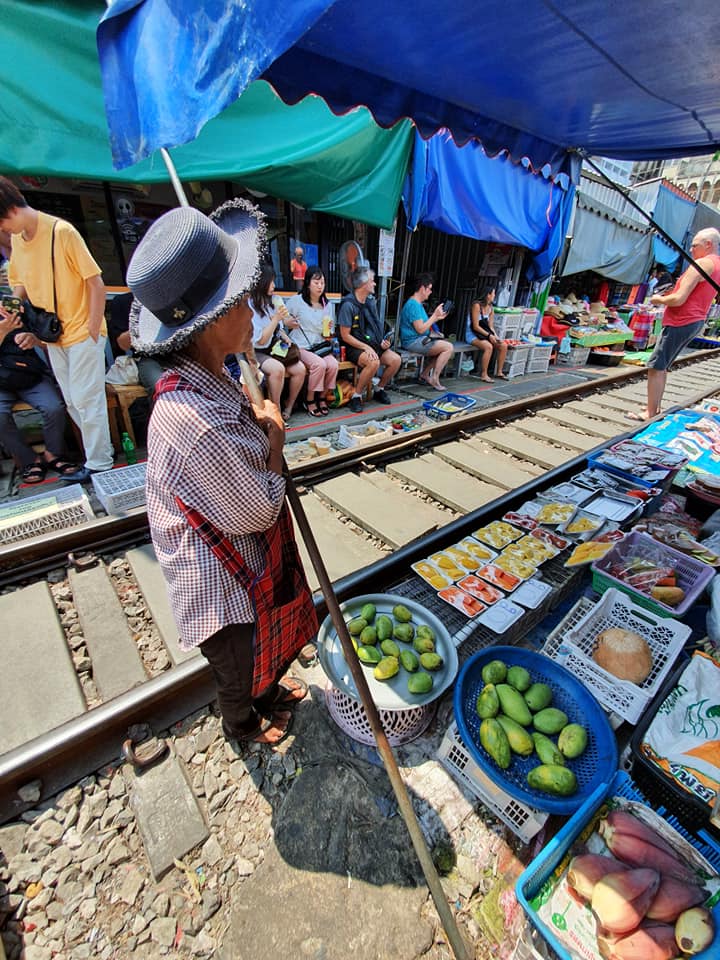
587,447,675,490
525,357,551,375
91,462,147,514
557,344,590,366
527,342,555,364
591,530,715,618
0,484,94,543
543,587,690,724
453,646,618,816
630,655,720,840
437,722,547,843
516,769,720,960
421,392,477,421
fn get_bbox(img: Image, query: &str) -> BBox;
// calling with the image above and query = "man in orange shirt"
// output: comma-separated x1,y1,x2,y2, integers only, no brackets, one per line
290,245,307,291
0,177,114,482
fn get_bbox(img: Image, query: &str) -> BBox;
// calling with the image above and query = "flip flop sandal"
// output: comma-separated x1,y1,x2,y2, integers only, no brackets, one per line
46,458,79,476
227,709,294,745
624,411,650,422
272,676,309,706
21,461,47,484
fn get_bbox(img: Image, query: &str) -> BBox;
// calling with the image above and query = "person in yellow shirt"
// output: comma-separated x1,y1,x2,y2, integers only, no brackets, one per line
0,177,113,482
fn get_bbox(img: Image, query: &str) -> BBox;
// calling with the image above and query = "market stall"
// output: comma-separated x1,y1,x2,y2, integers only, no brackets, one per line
314,405,720,960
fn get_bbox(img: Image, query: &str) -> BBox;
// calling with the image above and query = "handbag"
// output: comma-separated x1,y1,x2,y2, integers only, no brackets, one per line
298,326,333,358
270,337,301,366
0,343,46,391
22,222,62,343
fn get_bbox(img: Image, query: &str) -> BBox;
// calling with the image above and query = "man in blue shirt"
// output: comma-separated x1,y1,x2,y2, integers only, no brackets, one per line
399,273,453,390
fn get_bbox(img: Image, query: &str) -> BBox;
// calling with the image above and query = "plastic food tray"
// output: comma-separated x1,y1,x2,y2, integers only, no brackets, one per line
591,530,715,618
437,723,547,843
543,587,690,725
630,655,720,840
453,645,618,815
516,769,720,960
542,482,595,506
421,392,477,421
317,593,458,710
583,490,643,523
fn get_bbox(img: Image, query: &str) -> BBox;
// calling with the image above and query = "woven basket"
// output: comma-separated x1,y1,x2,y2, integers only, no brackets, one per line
325,683,436,746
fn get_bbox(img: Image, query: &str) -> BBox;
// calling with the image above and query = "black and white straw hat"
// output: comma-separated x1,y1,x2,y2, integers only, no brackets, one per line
127,198,266,356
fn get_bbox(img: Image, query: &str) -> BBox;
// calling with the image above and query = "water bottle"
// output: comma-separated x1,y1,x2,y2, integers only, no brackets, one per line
332,339,341,359
122,432,137,465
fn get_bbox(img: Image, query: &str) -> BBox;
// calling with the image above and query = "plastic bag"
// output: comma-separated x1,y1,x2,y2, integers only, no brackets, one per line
105,355,139,385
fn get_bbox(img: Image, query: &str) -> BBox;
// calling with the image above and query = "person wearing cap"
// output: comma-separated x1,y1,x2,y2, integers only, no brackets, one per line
126,199,316,745
627,228,720,422
336,265,401,413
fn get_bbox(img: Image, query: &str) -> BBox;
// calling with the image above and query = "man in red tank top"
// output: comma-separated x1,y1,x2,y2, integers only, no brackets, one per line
627,228,720,421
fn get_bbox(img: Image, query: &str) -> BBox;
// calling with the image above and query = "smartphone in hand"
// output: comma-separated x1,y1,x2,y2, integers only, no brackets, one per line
1,296,22,314
441,300,454,315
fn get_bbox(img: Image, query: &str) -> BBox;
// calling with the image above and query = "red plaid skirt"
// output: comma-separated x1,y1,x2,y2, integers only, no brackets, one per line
156,372,317,697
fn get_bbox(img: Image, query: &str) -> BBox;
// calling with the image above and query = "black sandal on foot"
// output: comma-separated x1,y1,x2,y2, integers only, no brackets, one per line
21,461,47,484
45,457,79,476
304,399,323,418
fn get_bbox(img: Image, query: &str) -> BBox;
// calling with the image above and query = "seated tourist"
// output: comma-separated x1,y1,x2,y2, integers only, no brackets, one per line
398,272,453,390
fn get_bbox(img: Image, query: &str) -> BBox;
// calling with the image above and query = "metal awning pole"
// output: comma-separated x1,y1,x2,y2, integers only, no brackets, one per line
237,358,470,960
160,148,190,207
580,152,720,295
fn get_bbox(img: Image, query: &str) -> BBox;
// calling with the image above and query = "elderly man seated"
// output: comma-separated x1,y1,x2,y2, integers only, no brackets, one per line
398,272,454,390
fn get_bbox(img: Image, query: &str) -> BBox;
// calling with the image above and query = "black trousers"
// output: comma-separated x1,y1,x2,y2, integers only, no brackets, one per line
200,623,282,735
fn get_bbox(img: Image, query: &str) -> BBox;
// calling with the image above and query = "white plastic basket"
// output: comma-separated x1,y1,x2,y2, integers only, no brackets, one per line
0,484,94,543
525,357,551,375
527,343,554,363
437,723,547,843
503,358,528,378
324,683,435,746
542,588,690,724
91,463,147,514
336,420,393,449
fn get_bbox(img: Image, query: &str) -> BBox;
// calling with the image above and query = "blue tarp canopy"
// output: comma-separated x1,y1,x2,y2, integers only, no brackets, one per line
98,0,720,174
403,132,575,280
562,195,653,284
630,181,696,271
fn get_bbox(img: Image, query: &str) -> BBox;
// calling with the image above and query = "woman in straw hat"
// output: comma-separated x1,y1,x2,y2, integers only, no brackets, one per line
127,200,317,745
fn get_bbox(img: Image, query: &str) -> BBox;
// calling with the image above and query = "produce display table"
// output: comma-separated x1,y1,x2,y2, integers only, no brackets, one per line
570,326,633,347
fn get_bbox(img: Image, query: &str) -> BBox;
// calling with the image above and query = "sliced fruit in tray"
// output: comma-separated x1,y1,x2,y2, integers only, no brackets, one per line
411,560,451,590
429,551,466,580
536,501,577,525
456,537,498,562
476,563,522,592
472,520,523,549
531,527,571,551
437,586,486,618
457,575,504,605
563,514,603,535
564,540,615,567
495,553,537,581
502,511,538,531
443,544,481,571
594,528,625,543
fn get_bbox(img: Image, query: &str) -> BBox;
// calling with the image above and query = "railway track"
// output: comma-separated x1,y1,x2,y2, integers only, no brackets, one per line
2,350,720,822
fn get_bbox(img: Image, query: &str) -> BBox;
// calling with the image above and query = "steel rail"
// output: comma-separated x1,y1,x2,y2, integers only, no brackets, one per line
2,347,718,582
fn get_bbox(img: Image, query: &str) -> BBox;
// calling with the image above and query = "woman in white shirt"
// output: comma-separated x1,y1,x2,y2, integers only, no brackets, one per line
248,264,306,422
286,267,338,417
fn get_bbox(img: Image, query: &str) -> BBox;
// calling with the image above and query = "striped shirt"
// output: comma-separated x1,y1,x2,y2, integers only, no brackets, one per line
146,356,286,650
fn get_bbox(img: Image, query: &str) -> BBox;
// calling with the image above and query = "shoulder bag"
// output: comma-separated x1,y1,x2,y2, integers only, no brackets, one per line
297,325,333,358
0,339,47,391
23,222,62,343
269,337,301,366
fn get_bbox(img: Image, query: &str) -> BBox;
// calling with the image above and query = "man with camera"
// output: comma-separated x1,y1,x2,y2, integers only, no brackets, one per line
337,266,401,413
0,177,113,483
398,272,454,390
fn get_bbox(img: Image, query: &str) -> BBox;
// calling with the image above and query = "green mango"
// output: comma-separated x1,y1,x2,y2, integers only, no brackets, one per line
419,652,443,671
412,635,434,654
393,623,415,643
408,672,433,694
373,656,399,681
527,764,577,797
416,625,436,642
496,684,532,726
360,603,376,624
376,615,393,641
524,682,553,712
496,715,534,757
557,724,588,759
481,660,507,685
476,683,500,719
392,604,413,623
532,708,569,736
479,718,511,770
360,625,377,646
531,732,565,767
357,645,382,665
348,617,367,637
400,650,419,673
380,638,401,659
506,665,532,693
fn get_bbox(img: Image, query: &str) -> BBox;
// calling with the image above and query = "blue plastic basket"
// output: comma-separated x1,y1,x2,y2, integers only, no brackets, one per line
453,646,617,816
421,392,477,421
516,769,720,960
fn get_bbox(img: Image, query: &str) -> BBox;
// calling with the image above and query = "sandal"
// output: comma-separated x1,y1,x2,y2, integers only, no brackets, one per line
21,460,47,484
317,400,330,416
304,399,323,418
224,709,293,746
45,457,79,476
261,676,309,708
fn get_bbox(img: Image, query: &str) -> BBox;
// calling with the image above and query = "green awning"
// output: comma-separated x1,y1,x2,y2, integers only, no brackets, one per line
0,2,412,227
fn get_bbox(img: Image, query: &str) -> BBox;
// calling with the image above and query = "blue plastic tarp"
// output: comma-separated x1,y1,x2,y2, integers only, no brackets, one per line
402,132,575,281
562,204,654,283
98,0,720,172
651,185,696,271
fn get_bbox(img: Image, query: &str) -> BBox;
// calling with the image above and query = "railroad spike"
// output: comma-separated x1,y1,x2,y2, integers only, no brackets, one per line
67,551,99,571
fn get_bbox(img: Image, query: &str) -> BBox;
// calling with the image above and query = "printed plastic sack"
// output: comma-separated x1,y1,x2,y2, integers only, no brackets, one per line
326,381,355,408
105,355,139,385
640,650,720,809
